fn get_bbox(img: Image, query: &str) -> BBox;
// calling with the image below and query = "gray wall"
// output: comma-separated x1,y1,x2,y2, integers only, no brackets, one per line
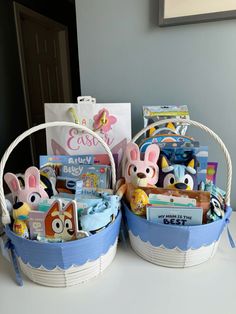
76,0,236,206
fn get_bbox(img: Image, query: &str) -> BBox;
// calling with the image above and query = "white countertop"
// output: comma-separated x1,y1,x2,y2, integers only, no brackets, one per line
1,213,236,314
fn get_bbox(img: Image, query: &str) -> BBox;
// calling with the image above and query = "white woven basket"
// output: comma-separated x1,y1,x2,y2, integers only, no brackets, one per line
124,118,232,268
0,121,121,286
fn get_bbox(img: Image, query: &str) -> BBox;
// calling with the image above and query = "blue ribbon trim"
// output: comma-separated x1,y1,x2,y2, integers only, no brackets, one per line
226,219,236,248
5,240,23,286
5,210,121,270
119,218,128,248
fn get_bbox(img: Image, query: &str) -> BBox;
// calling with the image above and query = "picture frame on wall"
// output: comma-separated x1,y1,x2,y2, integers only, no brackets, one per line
158,0,236,27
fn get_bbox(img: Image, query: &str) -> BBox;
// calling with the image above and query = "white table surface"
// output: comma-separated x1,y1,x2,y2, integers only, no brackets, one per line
1,213,236,314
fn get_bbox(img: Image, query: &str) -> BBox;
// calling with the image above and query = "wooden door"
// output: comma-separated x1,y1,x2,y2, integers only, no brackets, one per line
14,3,72,164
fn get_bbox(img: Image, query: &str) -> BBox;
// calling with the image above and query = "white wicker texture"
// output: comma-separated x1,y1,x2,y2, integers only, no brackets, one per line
18,239,118,287
0,121,119,287
0,121,117,225
127,118,232,268
129,231,219,268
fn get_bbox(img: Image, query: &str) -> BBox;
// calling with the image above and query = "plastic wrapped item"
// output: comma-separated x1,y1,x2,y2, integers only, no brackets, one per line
143,105,190,137
204,182,226,223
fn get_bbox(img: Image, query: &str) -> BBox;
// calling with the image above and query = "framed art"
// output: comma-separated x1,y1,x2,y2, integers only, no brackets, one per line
158,0,236,27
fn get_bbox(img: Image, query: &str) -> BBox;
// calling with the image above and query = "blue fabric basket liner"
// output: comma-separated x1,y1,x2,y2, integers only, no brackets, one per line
123,202,232,251
5,210,121,270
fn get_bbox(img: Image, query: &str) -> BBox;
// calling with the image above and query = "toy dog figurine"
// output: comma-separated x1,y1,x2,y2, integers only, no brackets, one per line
158,155,197,190
45,200,78,241
12,202,31,238
116,142,160,215
4,166,49,210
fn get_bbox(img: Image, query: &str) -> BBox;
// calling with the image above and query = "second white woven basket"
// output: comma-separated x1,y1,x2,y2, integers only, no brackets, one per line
124,118,232,268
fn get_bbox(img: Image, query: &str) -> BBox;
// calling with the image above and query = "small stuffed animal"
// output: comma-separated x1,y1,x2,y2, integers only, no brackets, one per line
4,166,49,210
157,155,197,190
116,142,160,207
12,202,31,238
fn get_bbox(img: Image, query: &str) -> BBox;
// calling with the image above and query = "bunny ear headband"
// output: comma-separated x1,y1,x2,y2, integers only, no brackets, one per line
4,173,22,194
126,143,140,162
126,142,160,164
4,167,41,193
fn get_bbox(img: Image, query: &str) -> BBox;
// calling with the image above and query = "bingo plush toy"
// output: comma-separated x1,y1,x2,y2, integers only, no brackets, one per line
157,155,197,190
116,142,160,215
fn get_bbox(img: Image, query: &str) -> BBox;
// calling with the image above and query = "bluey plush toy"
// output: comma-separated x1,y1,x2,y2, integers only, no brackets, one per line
158,155,197,190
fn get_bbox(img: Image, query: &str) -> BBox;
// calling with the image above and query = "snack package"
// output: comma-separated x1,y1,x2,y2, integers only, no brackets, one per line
143,105,190,137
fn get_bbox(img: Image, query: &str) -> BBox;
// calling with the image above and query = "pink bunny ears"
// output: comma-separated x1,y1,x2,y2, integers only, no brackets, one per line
4,166,49,209
4,166,41,193
126,142,160,164
125,142,160,186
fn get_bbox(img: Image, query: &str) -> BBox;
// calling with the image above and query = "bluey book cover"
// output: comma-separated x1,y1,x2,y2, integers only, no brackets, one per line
40,154,94,168
59,164,111,189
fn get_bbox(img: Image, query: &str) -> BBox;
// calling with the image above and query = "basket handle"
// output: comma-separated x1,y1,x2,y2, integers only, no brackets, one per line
0,121,117,225
132,118,232,207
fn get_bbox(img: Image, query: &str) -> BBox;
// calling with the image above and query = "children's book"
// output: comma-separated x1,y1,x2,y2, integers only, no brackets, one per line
40,154,119,167
40,154,118,179
40,155,94,168
57,164,111,190
146,205,203,226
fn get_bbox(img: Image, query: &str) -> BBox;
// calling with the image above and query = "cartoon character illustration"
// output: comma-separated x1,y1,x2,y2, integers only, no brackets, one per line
206,184,225,222
44,200,78,241
82,173,99,188
157,155,197,190
116,142,160,203
208,195,224,221
12,202,31,238
125,142,160,187
4,166,49,210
